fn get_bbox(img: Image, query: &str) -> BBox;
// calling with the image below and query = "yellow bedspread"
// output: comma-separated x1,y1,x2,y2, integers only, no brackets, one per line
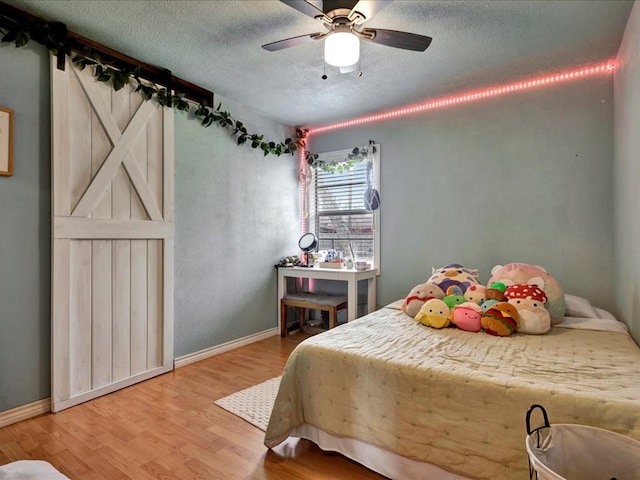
264,306,640,479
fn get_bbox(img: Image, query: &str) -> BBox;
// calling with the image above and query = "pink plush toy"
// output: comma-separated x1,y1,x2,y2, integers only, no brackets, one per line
488,263,565,323
504,283,551,334
451,302,483,332
464,284,487,305
402,283,445,318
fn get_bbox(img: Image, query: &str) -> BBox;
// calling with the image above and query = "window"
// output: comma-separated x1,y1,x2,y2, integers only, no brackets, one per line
308,145,380,268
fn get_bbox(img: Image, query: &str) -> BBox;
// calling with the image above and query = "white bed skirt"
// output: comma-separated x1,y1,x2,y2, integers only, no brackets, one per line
291,424,472,480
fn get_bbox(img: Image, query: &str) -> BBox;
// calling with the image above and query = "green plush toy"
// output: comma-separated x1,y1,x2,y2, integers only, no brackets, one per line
443,294,465,310
486,281,507,301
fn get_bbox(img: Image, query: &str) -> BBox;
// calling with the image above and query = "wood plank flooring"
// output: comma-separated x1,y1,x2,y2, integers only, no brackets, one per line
0,332,386,479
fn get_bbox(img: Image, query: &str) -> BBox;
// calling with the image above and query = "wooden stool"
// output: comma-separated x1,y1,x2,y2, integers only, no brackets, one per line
280,292,348,337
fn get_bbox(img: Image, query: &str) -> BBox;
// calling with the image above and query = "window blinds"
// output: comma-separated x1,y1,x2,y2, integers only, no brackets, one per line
313,148,376,258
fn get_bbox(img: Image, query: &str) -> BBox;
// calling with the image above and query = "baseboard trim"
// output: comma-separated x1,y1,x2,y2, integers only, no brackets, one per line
0,329,279,425
0,398,50,428
174,327,279,368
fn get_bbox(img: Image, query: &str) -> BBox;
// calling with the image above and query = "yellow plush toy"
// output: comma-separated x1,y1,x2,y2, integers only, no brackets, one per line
415,298,451,329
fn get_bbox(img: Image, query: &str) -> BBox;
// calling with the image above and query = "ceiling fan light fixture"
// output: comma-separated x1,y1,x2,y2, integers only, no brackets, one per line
324,32,360,67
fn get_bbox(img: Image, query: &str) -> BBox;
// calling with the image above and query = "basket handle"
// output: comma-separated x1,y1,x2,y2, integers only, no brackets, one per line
526,404,550,435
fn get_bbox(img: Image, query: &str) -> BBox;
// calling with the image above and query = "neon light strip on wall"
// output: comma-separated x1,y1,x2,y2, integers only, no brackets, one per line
308,60,615,135
299,148,307,234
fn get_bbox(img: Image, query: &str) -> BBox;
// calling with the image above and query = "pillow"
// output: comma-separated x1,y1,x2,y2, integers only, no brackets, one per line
488,263,565,324
594,306,617,321
564,294,599,318
385,299,405,310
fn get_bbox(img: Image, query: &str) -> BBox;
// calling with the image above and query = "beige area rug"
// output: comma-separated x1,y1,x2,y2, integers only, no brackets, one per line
214,376,281,431
0,460,70,479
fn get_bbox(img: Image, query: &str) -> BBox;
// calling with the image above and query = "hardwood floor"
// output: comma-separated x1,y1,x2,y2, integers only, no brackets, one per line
0,332,386,479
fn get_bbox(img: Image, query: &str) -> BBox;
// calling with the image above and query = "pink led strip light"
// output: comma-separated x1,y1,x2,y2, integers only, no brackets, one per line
308,61,615,135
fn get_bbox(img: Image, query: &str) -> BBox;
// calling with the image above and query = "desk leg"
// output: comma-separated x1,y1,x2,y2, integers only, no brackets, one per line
367,276,376,313
277,273,286,331
347,279,357,321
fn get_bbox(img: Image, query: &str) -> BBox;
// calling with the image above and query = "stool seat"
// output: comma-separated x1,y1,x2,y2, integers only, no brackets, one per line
281,292,348,337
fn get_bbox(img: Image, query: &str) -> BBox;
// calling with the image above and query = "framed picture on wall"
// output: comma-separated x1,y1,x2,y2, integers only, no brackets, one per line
0,107,14,176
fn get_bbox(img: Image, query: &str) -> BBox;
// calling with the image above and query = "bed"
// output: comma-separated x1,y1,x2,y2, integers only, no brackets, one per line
264,297,640,479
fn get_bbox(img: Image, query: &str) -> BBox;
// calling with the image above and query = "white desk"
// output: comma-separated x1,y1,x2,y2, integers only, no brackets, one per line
277,266,377,324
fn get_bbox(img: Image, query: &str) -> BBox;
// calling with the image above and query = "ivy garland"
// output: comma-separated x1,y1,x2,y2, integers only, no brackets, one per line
305,144,377,174
0,16,304,158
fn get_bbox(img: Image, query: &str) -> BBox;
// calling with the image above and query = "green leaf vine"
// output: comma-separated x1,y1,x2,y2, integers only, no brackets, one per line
306,144,377,174
0,15,304,158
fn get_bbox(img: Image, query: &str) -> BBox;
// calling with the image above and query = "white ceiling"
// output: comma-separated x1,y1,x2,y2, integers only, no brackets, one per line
7,0,634,128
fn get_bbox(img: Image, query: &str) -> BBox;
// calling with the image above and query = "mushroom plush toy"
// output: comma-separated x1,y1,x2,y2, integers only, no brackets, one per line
504,284,551,334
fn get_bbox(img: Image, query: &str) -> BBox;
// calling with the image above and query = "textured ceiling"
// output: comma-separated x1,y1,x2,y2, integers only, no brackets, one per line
6,0,634,128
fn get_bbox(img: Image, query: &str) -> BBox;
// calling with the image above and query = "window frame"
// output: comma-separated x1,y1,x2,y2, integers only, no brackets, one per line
306,145,380,272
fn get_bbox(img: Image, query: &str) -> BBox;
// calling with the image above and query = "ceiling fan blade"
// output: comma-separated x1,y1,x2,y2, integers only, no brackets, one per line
348,0,393,24
280,0,330,22
364,28,432,51
262,33,322,51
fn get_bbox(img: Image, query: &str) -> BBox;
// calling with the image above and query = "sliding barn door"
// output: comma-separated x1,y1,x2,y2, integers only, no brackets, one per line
51,56,174,412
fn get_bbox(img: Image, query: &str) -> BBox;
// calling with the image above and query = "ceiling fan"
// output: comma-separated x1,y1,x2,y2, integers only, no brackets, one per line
262,0,432,71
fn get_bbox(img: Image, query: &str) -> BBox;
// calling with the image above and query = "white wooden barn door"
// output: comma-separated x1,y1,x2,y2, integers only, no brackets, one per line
51,57,174,412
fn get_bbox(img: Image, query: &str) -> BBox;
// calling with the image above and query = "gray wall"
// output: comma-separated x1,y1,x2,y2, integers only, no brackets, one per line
0,42,299,412
174,100,299,357
614,1,640,341
0,43,51,412
309,75,616,314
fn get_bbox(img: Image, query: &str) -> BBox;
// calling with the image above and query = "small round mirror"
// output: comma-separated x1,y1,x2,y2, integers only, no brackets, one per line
298,232,317,252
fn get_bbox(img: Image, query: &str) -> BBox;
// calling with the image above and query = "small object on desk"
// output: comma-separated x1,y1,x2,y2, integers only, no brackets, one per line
319,262,344,269
298,232,318,267
275,255,300,268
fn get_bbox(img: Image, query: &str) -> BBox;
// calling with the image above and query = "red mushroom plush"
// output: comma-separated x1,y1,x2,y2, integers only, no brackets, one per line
504,284,551,334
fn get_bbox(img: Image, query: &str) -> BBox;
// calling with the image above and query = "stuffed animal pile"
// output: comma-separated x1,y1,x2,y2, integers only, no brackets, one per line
403,262,565,336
